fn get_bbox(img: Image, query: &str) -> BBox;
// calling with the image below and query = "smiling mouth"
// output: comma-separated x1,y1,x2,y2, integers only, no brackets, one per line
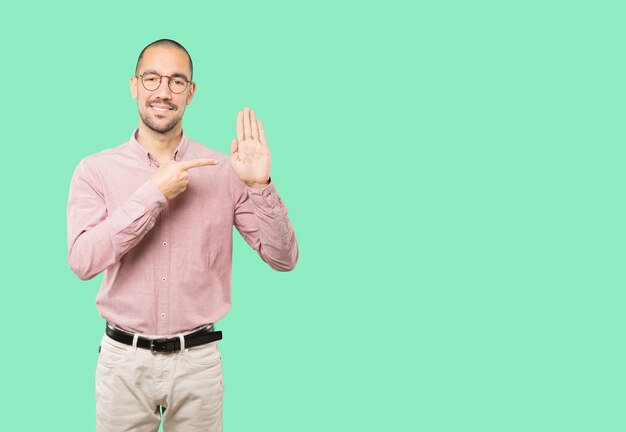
150,105,174,114
150,105,174,117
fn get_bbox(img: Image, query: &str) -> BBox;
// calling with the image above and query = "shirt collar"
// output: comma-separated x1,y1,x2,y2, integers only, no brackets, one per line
128,127,190,166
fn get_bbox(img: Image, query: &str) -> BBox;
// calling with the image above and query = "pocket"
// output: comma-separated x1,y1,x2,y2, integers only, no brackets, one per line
184,342,221,367
98,335,130,368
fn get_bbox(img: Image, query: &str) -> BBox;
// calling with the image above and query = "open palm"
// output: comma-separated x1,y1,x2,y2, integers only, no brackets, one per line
230,107,271,188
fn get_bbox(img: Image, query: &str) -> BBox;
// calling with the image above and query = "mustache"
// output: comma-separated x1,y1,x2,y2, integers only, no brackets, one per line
147,100,177,110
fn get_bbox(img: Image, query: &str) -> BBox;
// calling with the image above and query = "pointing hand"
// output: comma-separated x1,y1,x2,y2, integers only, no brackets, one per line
152,158,218,200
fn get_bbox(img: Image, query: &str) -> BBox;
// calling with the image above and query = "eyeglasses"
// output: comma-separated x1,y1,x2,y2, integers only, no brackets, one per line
136,73,191,94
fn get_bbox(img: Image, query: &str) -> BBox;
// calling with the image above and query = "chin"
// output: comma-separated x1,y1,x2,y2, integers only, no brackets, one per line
140,113,181,134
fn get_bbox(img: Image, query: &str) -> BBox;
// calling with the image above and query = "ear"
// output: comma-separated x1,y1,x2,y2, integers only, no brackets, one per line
186,81,197,105
130,76,138,99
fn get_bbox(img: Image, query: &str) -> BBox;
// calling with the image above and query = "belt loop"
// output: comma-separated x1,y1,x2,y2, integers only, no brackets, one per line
132,334,139,352
178,334,185,352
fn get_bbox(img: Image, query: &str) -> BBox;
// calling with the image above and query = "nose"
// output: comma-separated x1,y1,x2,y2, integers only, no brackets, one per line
155,76,173,99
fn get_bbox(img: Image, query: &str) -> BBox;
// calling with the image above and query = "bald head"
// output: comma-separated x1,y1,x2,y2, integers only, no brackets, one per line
135,39,193,81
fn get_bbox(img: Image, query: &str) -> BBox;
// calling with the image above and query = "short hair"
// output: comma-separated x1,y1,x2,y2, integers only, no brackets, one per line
135,39,193,81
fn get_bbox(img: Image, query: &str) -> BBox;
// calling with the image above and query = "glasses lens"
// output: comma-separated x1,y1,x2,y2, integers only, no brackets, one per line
169,78,188,94
142,74,161,91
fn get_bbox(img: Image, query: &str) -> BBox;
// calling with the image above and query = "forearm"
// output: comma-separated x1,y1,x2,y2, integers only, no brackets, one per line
67,179,166,280
243,181,299,271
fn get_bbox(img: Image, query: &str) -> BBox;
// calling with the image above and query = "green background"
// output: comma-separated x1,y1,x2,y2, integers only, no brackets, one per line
1,0,625,430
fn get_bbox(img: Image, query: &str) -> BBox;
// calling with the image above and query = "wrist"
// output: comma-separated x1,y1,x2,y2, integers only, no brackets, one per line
246,178,270,189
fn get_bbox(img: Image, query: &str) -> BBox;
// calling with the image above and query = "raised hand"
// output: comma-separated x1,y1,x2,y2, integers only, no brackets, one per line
230,107,271,188
152,158,218,200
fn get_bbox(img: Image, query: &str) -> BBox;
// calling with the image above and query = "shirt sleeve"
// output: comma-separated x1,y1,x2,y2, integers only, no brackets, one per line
66,158,167,280
230,171,299,271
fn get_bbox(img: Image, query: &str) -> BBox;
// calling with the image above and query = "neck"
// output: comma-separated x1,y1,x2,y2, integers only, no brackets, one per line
136,123,183,163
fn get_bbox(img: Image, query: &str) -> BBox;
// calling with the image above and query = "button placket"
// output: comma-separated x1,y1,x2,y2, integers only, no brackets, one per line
156,200,172,334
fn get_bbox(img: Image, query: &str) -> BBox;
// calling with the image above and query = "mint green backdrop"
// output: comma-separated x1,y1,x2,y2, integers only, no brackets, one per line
1,1,625,431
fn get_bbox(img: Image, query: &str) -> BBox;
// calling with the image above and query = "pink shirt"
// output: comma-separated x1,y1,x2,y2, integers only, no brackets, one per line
67,128,298,335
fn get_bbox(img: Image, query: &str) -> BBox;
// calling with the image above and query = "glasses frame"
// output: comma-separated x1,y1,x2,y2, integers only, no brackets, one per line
135,73,192,94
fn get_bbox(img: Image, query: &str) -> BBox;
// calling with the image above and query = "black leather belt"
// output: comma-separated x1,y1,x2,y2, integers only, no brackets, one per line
105,323,222,353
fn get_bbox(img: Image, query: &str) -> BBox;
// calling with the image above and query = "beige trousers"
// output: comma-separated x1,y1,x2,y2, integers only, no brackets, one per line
95,331,223,431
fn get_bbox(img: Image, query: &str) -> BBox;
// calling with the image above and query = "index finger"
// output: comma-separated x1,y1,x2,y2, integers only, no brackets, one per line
179,158,219,170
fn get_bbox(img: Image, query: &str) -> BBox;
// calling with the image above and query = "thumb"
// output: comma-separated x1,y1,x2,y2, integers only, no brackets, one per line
230,139,239,159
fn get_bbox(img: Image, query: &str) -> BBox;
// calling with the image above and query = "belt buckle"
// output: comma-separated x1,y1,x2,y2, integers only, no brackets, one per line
150,338,168,353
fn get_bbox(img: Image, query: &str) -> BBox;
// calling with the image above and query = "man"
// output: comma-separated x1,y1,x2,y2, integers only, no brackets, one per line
67,38,298,431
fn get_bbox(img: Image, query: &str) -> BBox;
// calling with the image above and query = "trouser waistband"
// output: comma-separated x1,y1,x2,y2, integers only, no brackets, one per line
105,322,222,353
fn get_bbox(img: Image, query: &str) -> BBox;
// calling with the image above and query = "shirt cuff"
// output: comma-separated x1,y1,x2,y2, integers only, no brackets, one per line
109,180,168,236
247,179,279,209
134,179,168,213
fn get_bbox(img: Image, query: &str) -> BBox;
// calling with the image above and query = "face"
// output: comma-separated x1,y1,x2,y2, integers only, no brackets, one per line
130,46,196,134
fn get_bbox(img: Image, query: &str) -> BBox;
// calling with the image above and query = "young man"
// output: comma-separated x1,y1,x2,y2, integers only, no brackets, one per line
67,38,298,431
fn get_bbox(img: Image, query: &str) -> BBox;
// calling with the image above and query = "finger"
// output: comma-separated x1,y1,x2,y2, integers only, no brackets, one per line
230,139,239,160
243,106,251,140
236,111,244,141
257,119,269,147
250,110,259,141
179,158,219,170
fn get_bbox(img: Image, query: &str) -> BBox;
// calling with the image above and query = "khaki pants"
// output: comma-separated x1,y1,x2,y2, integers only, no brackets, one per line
95,331,224,431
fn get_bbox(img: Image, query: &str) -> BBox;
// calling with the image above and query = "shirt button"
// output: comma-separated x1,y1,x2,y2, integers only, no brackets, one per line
163,242,167,246
161,313,166,318
162,276,167,282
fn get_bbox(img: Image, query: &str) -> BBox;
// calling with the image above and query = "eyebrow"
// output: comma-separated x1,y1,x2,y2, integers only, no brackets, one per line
142,69,190,81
